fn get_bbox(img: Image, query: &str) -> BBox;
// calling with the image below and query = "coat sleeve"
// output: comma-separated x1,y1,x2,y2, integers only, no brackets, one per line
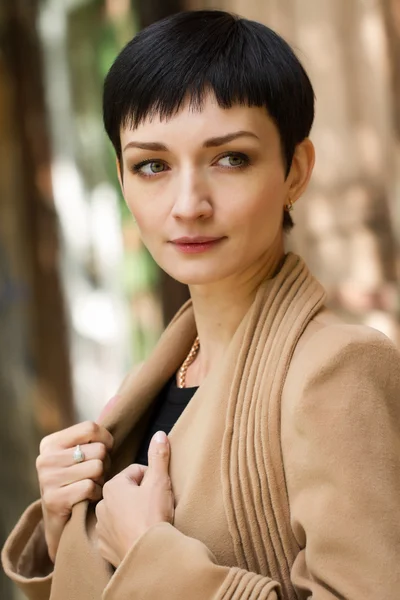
1,499,53,600
281,324,400,599
102,523,281,600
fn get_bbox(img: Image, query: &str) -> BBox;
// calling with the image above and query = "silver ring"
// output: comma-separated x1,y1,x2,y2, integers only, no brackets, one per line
73,444,85,464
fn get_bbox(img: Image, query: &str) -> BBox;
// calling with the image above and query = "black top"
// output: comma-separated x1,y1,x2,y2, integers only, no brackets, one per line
135,376,198,466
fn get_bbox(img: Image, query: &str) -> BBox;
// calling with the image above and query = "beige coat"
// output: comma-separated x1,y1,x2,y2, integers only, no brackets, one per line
2,253,400,599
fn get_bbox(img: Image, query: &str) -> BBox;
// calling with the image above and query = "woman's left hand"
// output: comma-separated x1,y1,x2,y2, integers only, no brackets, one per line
95,431,174,568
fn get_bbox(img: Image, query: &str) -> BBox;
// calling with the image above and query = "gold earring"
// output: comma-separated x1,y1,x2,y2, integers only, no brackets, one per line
286,199,294,212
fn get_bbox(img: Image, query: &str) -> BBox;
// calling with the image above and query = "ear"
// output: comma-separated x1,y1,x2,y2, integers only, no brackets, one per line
286,138,315,208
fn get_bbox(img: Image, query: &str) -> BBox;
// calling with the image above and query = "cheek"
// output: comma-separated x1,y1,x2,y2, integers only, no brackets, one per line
227,172,286,231
123,183,163,236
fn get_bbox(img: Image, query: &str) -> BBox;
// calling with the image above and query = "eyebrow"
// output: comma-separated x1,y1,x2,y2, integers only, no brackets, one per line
123,130,259,152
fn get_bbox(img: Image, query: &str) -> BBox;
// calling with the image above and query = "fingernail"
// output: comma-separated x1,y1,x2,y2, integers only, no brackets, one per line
155,431,167,444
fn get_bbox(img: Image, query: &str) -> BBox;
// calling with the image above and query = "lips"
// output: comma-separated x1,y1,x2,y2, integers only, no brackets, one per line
169,236,225,254
171,236,223,244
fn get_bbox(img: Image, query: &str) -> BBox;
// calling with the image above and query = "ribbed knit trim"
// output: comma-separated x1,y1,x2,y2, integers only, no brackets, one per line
218,567,281,600
221,253,326,600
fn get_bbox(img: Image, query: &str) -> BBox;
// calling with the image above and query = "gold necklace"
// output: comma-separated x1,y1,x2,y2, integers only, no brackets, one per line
177,336,200,388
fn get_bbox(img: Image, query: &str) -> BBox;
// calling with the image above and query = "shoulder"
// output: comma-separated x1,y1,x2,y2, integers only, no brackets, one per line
289,307,399,381
282,308,400,423
281,310,400,494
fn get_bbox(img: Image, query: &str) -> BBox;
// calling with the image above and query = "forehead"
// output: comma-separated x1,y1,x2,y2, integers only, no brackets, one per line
120,93,279,148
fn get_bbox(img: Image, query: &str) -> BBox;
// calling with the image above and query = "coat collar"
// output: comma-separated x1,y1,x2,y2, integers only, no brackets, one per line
98,252,323,462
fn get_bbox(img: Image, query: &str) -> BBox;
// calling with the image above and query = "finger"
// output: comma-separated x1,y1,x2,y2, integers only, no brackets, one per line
40,421,114,454
43,479,102,514
64,459,107,487
120,463,147,486
41,459,106,489
37,442,109,470
146,431,170,481
72,479,103,504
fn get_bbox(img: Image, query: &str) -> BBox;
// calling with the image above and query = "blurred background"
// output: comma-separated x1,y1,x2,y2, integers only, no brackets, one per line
0,0,399,597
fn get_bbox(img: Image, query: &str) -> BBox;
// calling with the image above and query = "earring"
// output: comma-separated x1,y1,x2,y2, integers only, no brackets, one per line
286,199,294,212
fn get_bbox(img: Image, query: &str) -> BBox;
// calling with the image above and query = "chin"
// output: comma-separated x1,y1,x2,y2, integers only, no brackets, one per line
163,264,230,286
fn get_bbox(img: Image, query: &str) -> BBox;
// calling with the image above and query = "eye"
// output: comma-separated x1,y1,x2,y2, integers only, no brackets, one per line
132,160,168,176
215,153,249,169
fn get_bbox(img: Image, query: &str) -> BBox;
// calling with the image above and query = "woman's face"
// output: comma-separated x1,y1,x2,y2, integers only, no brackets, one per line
119,94,297,286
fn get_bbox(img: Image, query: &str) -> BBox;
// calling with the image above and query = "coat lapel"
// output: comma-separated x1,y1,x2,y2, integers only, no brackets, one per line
101,300,197,453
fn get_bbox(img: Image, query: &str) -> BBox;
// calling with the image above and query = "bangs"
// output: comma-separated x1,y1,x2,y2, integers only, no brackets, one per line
103,11,314,168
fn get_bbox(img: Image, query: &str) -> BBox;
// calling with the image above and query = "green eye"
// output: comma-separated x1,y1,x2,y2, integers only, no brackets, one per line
149,161,165,173
228,155,244,166
217,153,249,168
132,160,168,176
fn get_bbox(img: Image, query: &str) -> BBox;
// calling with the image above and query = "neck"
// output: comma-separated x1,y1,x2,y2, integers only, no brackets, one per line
185,245,285,386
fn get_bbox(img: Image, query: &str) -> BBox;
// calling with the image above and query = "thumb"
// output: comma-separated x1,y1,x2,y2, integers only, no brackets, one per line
147,431,170,480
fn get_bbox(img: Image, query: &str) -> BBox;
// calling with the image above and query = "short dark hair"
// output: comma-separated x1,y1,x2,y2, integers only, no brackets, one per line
103,10,315,231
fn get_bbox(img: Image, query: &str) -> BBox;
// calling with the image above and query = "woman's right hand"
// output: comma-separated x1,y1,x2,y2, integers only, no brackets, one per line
36,421,114,563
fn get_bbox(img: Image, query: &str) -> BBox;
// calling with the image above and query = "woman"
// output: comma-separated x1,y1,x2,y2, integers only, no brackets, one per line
2,10,400,600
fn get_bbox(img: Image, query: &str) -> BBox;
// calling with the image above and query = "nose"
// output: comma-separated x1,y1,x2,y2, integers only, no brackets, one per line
171,167,213,221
